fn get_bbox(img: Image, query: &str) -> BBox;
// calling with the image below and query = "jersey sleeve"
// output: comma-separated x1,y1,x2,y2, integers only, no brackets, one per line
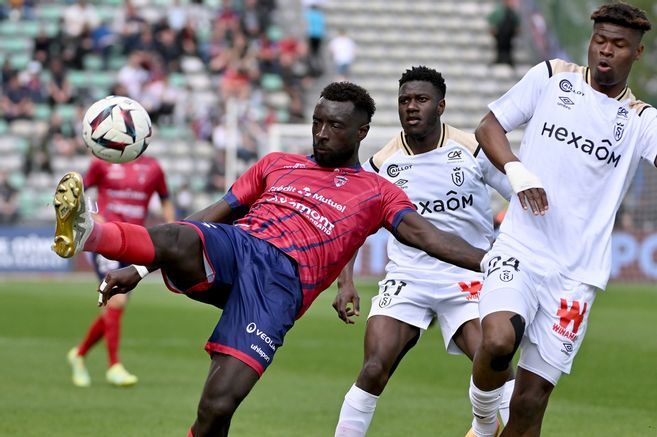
154,162,169,199
379,179,415,231
83,159,102,188
224,154,269,209
476,149,513,200
489,61,550,132
637,107,657,166
361,158,375,173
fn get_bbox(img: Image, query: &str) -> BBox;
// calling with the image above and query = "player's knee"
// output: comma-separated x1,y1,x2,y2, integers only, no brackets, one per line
510,388,549,423
149,224,200,262
197,393,238,426
481,314,525,371
358,358,389,391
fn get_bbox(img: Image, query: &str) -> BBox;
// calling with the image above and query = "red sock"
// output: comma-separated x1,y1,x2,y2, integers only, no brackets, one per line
84,222,156,265
77,315,105,356
104,307,124,366
187,428,194,437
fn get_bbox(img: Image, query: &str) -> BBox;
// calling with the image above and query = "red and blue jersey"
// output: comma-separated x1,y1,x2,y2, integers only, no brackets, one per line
84,156,169,225
224,152,414,316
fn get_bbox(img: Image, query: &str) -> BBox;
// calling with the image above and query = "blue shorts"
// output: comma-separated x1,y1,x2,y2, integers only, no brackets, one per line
162,221,303,376
88,253,129,281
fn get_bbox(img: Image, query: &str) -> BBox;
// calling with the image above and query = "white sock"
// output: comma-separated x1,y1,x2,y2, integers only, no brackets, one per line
469,376,504,437
335,384,379,437
498,379,515,426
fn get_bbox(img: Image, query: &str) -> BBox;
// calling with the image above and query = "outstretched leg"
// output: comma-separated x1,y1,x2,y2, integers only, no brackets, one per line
454,318,515,431
500,367,553,436
190,354,260,437
335,315,420,436
53,172,207,288
468,311,524,437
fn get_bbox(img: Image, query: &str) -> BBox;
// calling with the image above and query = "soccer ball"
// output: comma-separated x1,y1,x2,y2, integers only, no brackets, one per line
82,95,152,163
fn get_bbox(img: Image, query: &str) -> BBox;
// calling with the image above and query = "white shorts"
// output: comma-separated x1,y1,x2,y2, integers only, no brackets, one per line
478,249,597,384
368,276,481,355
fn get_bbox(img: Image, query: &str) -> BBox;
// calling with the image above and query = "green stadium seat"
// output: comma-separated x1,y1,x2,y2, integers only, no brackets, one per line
0,37,32,53
8,172,26,191
261,73,283,92
38,4,65,21
168,73,187,88
67,70,88,88
34,104,52,121
83,55,103,70
108,55,127,70
87,71,115,91
56,104,77,121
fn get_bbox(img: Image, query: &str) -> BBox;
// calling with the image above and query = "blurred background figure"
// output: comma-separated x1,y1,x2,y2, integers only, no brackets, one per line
0,170,19,224
304,0,326,77
329,28,356,80
488,0,520,66
67,155,174,388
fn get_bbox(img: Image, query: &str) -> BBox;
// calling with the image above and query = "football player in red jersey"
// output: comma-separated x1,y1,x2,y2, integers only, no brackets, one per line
66,155,175,388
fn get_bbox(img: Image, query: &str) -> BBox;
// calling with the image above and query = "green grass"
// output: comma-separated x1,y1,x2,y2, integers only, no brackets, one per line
0,278,655,436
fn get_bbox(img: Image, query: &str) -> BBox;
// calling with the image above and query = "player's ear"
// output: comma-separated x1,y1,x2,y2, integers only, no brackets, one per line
438,98,446,116
357,123,370,141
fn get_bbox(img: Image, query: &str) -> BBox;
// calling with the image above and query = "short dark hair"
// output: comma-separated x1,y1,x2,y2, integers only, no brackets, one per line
320,82,376,122
399,65,447,98
591,2,652,35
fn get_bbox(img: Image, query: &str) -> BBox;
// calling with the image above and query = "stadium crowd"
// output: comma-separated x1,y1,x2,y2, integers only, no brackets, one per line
0,0,318,222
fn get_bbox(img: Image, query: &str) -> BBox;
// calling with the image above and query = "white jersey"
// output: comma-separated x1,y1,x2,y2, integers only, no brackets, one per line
491,59,657,289
365,123,512,282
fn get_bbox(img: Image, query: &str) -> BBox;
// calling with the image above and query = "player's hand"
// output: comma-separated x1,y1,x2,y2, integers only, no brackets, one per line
504,161,549,216
517,187,548,215
332,283,361,324
98,266,142,306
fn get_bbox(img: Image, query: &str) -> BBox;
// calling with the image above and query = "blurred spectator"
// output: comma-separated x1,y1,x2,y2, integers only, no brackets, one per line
114,0,147,55
155,27,183,73
488,0,520,66
141,70,180,125
91,19,116,70
1,59,16,87
63,0,100,39
205,150,227,193
117,52,149,99
304,3,326,77
47,59,74,107
1,75,34,121
174,182,193,218
44,111,80,157
167,0,188,32
329,28,356,80
0,171,19,225
33,26,53,67
21,61,45,103
240,0,266,39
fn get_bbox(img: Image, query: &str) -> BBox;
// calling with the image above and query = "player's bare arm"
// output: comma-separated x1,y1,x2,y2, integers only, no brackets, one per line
98,265,143,305
394,212,485,272
476,111,548,215
333,253,361,324
185,198,236,223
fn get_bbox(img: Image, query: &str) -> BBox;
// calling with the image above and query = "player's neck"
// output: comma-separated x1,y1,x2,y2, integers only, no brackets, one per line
590,77,628,99
404,124,442,154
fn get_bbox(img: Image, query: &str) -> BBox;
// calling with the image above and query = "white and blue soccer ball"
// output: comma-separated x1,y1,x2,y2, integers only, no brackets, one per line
82,95,152,163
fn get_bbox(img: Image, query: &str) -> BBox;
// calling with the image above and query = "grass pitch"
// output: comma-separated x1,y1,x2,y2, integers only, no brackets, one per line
0,278,655,436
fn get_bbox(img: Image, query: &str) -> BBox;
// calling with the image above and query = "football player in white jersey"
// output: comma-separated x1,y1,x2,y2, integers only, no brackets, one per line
333,66,514,437
467,3,656,437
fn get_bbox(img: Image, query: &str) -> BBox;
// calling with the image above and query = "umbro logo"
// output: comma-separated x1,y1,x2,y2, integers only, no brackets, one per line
394,179,408,189
559,96,574,105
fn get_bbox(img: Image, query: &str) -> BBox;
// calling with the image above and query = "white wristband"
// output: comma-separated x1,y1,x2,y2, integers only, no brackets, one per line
504,161,543,194
133,265,150,279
